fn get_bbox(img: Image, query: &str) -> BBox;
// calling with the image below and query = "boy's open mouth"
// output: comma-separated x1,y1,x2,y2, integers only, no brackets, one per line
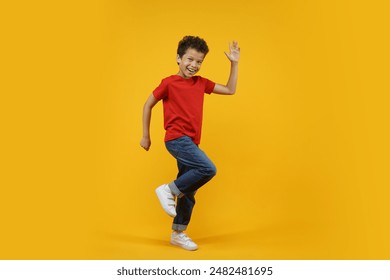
187,68,196,74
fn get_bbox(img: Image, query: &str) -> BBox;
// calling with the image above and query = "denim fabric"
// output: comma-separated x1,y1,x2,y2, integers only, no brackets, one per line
165,136,216,231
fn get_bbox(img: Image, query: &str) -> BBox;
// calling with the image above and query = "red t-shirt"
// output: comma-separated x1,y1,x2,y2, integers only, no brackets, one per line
153,75,216,145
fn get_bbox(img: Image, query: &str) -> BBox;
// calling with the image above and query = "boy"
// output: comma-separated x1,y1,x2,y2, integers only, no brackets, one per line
140,36,240,250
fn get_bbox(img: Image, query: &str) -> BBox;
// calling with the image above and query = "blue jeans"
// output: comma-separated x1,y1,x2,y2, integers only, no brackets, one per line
165,136,217,231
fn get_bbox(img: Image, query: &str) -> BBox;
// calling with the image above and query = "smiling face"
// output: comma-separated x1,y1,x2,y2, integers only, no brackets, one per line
176,48,205,79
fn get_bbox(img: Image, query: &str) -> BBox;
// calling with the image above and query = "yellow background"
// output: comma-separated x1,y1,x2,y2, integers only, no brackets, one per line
1,0,390,259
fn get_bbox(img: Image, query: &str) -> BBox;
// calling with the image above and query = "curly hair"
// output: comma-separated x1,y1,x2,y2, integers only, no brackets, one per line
177,36,209,58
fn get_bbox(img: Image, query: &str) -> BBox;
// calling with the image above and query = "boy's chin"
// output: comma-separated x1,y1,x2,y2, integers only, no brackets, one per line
178,69,197,78
185,71,197,77
180,72,195,78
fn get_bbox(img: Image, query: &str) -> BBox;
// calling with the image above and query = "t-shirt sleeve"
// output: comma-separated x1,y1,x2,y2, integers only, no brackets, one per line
153,78,169,100
204,78,216,94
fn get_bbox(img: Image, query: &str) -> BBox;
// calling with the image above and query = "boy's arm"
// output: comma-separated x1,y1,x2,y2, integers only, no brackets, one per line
140,94,159,151
213,41,240,95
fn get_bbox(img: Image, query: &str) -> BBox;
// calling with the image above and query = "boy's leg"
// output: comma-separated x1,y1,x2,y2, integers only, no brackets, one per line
171,158,196,231
172,191,196,231
165,136,216,196
165,136,216,231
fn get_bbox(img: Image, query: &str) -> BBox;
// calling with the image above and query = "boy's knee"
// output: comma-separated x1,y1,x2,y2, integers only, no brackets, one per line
205,163,217,178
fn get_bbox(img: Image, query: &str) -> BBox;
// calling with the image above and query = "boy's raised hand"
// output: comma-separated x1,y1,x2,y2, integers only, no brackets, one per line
224,41,240,63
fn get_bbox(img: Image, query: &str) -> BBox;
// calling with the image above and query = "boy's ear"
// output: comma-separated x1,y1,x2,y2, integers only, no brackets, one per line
176,54,181,65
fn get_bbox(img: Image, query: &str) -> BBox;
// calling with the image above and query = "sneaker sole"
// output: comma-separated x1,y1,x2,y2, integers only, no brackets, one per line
170,240,198,251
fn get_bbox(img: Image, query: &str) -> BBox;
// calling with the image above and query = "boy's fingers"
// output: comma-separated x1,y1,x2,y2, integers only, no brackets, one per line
229,41,239,52
225,41,240,59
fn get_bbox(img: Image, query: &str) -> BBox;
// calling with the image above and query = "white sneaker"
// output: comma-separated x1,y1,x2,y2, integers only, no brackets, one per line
170,231,198,251
155,184,176,217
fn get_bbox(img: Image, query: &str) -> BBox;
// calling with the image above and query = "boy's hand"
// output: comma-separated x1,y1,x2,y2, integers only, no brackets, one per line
140,136,151,151
224,41,240,63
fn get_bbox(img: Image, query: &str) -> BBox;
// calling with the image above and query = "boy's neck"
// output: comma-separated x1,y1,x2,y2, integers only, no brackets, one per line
176,72,193,79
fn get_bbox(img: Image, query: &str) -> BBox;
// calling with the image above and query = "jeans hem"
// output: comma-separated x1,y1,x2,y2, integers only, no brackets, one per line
172,223,188,231
168,182,184,198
